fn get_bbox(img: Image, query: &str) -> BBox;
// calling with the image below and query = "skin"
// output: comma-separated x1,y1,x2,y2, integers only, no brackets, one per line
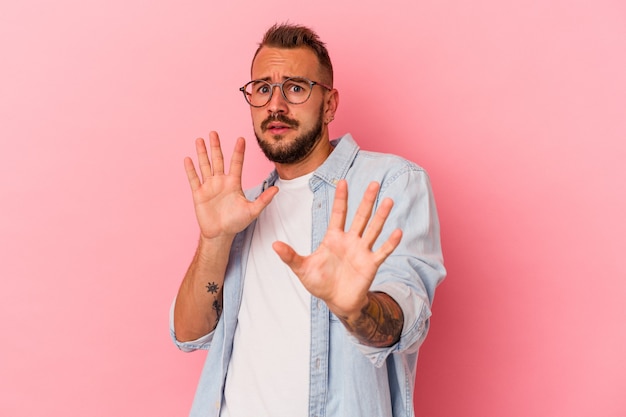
174,46,405,348
250,47,337,179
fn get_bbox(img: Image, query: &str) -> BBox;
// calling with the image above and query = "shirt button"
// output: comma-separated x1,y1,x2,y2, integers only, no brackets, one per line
316,358,321,369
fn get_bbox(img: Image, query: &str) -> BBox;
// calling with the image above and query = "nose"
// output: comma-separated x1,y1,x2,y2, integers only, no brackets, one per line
266,84,289,114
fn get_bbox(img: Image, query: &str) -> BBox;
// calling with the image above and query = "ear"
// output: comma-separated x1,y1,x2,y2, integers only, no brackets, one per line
323,88,339,124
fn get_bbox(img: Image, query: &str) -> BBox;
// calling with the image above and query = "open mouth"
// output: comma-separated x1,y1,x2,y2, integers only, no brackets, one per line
261,114,299,134
266,122,291,134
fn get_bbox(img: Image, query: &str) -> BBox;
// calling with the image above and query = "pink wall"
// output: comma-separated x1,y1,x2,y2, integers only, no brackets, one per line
1,1,625,416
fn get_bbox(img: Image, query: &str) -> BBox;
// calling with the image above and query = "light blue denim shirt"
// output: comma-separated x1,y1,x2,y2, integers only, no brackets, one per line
170,134,446,417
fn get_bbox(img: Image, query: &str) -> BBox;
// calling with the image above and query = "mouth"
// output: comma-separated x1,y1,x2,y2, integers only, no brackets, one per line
266,122,291,135
261,114,299,135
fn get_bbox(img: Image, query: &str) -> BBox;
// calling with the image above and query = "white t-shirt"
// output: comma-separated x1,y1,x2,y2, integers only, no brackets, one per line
220,174,313,417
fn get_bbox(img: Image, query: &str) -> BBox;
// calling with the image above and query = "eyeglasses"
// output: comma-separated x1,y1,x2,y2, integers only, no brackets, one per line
239,77,332,107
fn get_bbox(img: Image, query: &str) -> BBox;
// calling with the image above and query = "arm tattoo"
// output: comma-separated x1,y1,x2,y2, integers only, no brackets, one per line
206,282,223,323
212,298,222,318
338,292,404,348
206,282,220,294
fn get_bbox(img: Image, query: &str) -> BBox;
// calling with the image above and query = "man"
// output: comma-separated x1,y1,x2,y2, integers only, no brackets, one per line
170,23,446,417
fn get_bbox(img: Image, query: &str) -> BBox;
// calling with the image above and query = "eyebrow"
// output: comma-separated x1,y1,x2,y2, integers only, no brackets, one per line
254,75,302,82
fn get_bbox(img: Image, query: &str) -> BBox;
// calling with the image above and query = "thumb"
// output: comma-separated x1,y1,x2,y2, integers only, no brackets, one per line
250,186,279,216
272,241,302,272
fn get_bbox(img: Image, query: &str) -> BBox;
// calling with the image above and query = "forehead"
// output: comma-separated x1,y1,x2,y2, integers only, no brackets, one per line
251,46,320,80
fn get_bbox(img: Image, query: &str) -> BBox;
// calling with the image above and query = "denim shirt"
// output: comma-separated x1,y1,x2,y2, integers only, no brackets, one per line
170,134,446,417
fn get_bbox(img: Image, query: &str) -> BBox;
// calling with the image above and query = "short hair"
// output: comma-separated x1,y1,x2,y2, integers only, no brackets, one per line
252,23,334,86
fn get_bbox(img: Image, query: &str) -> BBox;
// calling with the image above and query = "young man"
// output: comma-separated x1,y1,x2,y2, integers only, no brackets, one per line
171,23,446,417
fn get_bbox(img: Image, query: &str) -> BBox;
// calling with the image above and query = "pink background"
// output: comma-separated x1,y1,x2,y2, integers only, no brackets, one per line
1,1,625,416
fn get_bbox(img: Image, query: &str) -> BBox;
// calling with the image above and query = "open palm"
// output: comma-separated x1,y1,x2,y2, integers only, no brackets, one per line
185,132,278,240
273,180,402,320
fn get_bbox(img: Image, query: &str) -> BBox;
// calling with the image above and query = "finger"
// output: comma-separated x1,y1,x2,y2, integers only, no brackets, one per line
328,179,348,231
208,131,226,175
195,137,212,182
373,229,403,266
183,156,201,191
272,241,304,273
228,137,246,178
349,182,380,236
361,196,394,247
249,185,279,217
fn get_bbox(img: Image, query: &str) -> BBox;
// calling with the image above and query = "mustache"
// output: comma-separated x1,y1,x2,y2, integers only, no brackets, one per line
261,113,299,131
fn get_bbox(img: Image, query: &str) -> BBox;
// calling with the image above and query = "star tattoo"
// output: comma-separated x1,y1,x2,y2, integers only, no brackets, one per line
206,282,220,294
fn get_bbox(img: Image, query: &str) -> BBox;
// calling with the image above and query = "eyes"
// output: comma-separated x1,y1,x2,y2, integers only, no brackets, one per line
253,78,311,96
240,76,329,107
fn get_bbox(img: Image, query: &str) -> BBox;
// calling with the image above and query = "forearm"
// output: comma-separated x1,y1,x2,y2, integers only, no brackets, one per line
173,235,233,342
337,291,404,348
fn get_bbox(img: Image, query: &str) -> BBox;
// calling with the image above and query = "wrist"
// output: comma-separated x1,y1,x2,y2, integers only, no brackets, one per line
328,293,370,325
197,233,235,258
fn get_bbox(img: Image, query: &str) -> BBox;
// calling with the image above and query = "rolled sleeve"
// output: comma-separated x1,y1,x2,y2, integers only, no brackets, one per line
351,282,431,367
169,298,214,352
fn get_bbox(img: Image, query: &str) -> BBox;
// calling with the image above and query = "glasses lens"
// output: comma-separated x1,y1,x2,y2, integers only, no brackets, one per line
242,78,314,106
244,80,272,107
282,78,312,104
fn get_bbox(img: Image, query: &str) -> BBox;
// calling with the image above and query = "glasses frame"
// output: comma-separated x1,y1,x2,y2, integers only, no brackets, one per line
239,77,332,107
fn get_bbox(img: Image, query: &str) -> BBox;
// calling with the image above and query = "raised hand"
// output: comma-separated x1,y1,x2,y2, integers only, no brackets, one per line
273,180,404,346
175,132,278,341
184,131,278,241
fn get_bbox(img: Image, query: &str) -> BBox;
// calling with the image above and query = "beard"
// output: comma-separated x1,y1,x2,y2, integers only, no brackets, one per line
254,103,324,164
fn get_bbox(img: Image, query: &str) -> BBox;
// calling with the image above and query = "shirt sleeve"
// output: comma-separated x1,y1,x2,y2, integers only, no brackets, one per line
347,164,446,367
169,297,214,352
351,281,431,367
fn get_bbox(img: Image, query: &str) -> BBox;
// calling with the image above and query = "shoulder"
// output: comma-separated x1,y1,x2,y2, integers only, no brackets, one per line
354,148,424,171
350,149,429,188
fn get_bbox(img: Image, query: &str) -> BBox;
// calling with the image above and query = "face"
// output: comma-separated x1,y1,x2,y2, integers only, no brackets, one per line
250,47,331,164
